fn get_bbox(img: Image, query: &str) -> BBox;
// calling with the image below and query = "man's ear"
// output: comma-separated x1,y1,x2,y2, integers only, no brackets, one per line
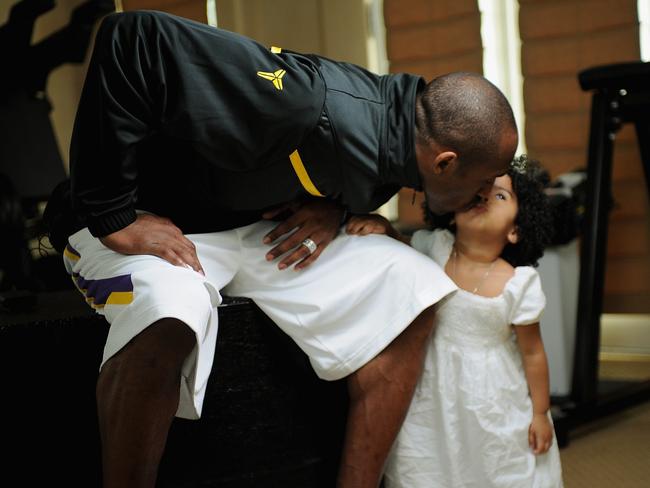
432,150,458,176
415,140,458,178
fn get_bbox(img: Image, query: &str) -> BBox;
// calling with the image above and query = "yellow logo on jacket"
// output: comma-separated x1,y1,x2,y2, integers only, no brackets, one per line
257,69,286,90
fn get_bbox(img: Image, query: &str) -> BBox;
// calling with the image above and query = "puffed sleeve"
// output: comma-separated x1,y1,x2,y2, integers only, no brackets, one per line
507,267,546,326
411,229,454,267
410,229,435,257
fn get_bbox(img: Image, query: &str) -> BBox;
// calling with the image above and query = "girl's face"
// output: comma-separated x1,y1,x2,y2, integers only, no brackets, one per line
454,174,519,245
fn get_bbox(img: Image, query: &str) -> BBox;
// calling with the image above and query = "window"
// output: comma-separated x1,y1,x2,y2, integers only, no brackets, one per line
207,0,218,27
365,0,398,220
639,0,650,61
478,0,526,155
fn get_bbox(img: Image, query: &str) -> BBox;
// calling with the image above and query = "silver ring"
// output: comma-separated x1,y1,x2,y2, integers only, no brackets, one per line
301,238,317,254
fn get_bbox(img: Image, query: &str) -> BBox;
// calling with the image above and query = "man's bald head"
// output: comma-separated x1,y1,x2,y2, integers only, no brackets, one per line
415,72,517,167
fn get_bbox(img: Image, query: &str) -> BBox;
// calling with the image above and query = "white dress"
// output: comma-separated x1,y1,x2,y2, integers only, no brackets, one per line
384,229,564,488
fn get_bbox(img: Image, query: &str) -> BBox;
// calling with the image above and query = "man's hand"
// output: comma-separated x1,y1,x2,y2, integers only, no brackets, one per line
99,213,205,275
528,413,554,455
262,199,344,270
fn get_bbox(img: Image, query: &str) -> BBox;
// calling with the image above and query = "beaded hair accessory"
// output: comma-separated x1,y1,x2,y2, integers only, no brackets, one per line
510,156,528,175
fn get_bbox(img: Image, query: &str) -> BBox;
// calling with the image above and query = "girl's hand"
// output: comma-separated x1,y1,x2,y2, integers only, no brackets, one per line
528,413,554,455
345,214,392,236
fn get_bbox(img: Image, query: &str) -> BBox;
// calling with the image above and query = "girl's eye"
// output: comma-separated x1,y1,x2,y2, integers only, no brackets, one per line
495,193,506,200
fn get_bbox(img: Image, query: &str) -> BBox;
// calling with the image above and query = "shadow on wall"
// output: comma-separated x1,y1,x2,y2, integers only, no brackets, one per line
0,0,113,294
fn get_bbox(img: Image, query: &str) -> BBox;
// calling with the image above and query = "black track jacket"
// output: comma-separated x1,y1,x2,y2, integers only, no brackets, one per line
69,10,424,237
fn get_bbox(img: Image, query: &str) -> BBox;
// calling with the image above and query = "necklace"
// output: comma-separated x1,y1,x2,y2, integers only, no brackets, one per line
452,247,496,294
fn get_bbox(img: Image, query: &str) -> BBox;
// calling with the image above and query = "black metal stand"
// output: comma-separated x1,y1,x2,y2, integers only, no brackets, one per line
552,62,650,447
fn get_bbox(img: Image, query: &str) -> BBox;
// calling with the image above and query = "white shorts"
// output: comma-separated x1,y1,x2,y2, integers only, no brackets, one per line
64,220,456,419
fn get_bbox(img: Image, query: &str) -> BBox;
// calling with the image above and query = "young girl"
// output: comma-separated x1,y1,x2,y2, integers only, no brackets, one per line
347,156,564,487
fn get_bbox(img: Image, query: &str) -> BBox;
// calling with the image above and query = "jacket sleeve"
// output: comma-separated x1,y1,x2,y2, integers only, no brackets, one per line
69,12,158,237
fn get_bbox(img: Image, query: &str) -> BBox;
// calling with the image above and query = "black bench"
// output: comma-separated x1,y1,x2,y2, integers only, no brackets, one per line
0,290,348,487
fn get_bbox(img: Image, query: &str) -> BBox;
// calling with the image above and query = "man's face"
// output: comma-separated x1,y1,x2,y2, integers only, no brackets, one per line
418,130,517,215
423,156,510,215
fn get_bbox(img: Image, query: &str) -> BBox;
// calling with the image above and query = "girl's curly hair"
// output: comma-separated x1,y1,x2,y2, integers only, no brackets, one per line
424,155,553,267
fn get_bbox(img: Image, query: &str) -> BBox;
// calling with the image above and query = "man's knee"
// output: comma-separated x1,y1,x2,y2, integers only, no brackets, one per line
401,305,437,344
98,318,195,395
347,305,436,386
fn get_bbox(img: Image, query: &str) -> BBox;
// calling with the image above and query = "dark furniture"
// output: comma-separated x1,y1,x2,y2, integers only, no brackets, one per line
552,61,650,446
1,291,347,487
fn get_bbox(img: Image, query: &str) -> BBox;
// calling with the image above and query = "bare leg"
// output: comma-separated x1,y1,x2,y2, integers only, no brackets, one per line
96,318,195,488
337,305,437,488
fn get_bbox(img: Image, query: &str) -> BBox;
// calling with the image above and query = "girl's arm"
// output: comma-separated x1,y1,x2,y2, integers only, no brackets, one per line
513,323,554,455
345,214,411,245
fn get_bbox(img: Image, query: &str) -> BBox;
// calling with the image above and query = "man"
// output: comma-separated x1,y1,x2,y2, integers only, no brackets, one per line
53,9,518,488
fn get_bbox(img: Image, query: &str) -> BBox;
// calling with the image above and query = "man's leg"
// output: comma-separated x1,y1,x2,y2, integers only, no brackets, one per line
337,305,437,488
96,318,195,488
225,223,455,487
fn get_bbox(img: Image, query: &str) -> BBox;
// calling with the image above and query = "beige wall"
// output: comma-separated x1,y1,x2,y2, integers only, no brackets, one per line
120,0,208,23
217,0,371,67
122,0,371,67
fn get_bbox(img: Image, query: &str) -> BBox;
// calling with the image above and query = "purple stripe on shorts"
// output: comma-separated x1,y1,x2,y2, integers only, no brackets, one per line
73,273,133,306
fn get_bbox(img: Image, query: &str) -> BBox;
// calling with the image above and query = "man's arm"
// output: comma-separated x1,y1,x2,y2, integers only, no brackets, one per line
69,14,207,273
70,12,156,238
